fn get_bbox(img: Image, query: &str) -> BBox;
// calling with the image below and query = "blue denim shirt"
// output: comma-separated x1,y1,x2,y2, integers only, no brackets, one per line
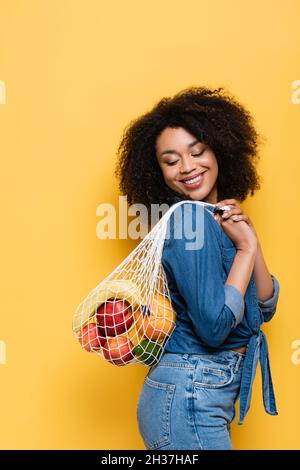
161,200,280,425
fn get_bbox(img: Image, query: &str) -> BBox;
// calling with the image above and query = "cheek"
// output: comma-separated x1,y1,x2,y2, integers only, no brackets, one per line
206,150,218,172
162,167,176,182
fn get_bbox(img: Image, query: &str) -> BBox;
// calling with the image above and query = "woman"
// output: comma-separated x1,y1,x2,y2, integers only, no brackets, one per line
115,86,280,450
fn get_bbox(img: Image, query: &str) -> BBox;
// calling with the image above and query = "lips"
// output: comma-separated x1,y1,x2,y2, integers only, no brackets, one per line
180,172,206,189
180,172,206,183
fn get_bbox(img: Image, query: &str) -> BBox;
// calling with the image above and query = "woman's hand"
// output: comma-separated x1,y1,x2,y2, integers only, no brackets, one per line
215,199,258,236
214,199,258,251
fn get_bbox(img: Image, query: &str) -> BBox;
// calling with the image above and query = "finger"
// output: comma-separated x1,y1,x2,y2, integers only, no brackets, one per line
221,207,242,219
217,203,240,214
214,203,235,215
220,217,235,225
230,214,248,222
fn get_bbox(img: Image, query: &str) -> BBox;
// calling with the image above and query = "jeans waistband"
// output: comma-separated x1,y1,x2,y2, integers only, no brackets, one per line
158,349,246,373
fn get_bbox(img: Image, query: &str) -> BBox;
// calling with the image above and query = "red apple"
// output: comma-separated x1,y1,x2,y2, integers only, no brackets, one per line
78,322,106,352
102,336,134,365
96,298,133,336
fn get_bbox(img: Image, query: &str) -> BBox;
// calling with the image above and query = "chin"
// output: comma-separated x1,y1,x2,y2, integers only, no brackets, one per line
184,190,208,201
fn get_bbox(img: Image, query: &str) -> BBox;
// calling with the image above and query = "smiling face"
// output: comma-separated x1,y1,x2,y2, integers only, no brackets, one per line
155,126,219,204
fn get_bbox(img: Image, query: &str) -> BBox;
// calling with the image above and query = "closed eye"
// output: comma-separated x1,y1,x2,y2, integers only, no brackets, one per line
192,147,207,157
165,149,205,166
192,151,204,157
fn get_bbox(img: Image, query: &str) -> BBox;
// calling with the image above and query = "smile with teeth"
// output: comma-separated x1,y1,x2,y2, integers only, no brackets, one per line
182,173,205,184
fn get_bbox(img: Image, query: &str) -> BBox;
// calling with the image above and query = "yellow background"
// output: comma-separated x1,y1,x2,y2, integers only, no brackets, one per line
0,0,299,450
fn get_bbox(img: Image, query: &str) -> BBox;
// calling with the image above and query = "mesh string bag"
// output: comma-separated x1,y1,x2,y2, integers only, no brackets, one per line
72,199,213,367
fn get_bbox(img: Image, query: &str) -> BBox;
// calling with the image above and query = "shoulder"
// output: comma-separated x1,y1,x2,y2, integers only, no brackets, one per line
168,201,221,233
165,201,222,247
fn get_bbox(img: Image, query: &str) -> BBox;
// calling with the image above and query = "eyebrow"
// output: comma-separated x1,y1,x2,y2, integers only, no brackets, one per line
159,139,200,158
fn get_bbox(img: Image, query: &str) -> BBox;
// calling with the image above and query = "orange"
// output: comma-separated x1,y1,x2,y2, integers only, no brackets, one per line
134,293,176,343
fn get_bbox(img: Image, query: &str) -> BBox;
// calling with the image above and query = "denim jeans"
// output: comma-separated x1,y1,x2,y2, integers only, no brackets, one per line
137,349,246,450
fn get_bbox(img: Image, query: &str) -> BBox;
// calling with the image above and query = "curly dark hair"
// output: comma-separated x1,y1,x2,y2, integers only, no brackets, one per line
115,86,263,213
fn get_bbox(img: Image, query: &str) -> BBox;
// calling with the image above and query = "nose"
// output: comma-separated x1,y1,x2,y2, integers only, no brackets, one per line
179,155,197,174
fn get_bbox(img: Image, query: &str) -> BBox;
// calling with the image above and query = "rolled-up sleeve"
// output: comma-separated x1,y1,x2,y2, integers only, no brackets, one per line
224,284,245,327
162,203,245,348
257,274,280,322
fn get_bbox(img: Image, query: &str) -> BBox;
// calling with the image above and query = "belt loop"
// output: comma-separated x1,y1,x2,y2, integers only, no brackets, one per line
234,355,242,373
182,353,189,360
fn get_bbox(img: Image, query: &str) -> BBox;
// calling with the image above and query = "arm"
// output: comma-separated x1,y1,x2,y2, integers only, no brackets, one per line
213,198,280,322
226,247,257,297
162,204,252,348
253,241,275,301
253,242,280,322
